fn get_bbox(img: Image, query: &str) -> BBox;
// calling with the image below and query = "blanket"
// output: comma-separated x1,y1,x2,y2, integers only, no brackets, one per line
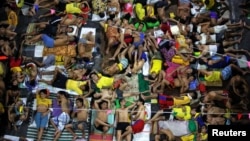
138,73,151,103
43,45,77,57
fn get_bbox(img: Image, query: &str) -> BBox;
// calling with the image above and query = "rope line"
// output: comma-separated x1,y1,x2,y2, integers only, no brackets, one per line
4,104,250,115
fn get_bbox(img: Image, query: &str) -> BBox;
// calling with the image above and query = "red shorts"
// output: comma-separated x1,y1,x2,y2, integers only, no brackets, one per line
132,119,145,134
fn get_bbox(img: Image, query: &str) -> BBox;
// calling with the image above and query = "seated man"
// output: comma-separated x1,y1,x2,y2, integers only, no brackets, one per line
40,67,91,95
50,91,71,141
65,98,88,140
94,99,113,139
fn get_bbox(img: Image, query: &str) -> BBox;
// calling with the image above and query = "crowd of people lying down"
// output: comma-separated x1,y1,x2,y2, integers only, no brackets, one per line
1,0,250,141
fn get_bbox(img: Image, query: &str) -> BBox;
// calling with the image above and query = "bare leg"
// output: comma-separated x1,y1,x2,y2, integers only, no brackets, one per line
106,37,116,55
65,124,78,139
128,46,135,62
37,128,44,141
122,92,140,98
94,118,112,127
140,93,158,101
121,126,133,139
229,64,250,75
25,34,42,44
146,110,164,124
118,47,129,60
222,38,241,47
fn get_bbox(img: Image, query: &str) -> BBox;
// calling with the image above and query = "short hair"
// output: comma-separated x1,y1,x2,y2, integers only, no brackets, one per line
138,96,145,105
123,13,131,21
119,98,125,104
40,89,48,95
76,98,84,104
192,91,198,99
109,13,116,20
98,12,105,18
58,91,69,98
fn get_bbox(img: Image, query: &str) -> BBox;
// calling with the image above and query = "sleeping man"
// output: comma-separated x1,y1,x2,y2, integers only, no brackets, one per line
50,91,71,141
39,67,91,95
25,34,78,48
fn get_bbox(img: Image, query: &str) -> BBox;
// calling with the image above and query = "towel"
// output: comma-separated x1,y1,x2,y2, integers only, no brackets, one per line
138,73,150,102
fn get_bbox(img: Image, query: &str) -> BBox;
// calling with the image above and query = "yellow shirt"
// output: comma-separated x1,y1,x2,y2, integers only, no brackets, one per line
36,94,52,107
55,56,64,65
173,106,191,120
66,3,82,14
204,71,221,82
135,3,145,21
177,35,189,48
96,73,114,89
181,134,195,141
174,96,191,106
117,63,123,71
8,11,18,26
150,59,162,74
200,133,208,141
146,5,154,17
66,79,87,95
172,55,189,66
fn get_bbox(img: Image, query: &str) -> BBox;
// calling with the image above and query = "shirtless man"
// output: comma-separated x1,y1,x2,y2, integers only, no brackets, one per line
77,31,95,59
116,99,136,141
50,91,71,141
131,51,147,74
65,98,88,140
94,99,113,139
93,89,141,102
104,47,129,76
67,68,88,81
0,39,13,56
131,98,146,134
